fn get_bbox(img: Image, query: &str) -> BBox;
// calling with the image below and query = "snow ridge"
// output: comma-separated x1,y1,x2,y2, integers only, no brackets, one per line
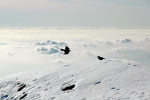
0,59,150,100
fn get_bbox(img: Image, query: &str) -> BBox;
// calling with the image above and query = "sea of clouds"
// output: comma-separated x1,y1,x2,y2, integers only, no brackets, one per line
0,28,150,76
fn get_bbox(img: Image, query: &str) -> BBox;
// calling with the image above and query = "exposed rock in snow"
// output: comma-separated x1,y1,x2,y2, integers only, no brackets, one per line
61,84,75,91
20,93,27,100
17,83,26,92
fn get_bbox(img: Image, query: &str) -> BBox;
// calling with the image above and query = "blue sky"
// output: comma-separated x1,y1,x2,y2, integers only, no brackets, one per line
0,0,149,27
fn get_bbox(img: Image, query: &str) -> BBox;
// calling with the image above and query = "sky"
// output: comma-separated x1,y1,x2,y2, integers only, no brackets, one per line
0,0,149,27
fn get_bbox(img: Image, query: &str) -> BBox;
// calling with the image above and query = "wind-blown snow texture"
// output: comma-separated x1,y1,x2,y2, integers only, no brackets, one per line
0,59,150,100
0,28,150,100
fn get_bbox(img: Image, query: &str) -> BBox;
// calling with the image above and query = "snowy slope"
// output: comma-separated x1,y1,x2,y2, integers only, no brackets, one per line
0,58,150,100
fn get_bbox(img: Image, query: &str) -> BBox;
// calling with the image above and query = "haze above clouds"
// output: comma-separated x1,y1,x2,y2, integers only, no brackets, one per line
0,0,149,27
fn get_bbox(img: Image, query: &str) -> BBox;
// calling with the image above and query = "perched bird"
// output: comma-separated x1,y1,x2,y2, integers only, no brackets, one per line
61,46,71,55
97,56,105,60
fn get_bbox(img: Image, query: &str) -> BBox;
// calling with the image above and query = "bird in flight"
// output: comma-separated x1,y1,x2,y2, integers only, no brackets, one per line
61,46,71,55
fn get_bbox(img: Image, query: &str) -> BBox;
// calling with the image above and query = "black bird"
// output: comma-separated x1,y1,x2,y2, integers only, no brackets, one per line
97,56,105,60
61,46,71,54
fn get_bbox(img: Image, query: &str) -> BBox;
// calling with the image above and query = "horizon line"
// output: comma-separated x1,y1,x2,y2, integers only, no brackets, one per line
0,26,150,29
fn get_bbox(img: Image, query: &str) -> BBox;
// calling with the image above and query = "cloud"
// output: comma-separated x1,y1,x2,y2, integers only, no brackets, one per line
35,40,67,55
121,39,132,43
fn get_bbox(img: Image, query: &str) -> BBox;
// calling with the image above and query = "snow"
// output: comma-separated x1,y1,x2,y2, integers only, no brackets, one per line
0,28,150,100
0,59,150,100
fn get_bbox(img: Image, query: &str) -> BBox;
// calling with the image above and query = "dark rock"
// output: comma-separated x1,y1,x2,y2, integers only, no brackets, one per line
111,87,116,90
95,81,101,85
20,93,27,100
61,84,75,91
18,84,26,92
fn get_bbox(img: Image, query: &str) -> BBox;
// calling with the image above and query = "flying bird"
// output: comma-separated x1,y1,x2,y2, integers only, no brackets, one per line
61,46,71,55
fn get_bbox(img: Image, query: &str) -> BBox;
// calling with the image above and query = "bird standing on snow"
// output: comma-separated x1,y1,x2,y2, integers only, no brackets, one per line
61,46,71,55
97,56,105,60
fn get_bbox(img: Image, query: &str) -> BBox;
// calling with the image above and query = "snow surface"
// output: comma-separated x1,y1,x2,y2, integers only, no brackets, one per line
0,59,150,100
0,28,150,100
